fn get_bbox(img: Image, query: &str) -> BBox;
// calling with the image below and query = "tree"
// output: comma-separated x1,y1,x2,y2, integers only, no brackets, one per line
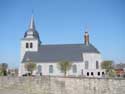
57,61,72,77
0,63,8,76
101,61,116,77
24,61,36,76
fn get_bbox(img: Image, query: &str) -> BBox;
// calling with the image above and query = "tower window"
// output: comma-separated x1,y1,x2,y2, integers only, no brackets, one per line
30,43,33,48
96,61,99,69
72,65,77,73
26,43,29,48
85,61,89,69
49,65,53,73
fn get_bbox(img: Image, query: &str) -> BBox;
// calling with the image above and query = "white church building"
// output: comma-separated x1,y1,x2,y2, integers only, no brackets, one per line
19,16,105,77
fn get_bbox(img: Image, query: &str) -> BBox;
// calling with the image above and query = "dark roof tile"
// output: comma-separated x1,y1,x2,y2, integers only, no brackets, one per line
22,43,100,63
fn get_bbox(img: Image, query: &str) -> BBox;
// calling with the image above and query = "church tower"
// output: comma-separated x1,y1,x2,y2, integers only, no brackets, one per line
20,16,41,61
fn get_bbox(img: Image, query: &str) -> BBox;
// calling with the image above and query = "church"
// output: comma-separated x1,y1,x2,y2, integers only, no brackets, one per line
19,16,105,77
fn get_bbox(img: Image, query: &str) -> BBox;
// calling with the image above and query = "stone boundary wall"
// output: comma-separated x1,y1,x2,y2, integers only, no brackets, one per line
0,76,125,94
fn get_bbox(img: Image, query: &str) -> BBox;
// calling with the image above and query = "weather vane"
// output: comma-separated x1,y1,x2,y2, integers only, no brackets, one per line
85,24,90,32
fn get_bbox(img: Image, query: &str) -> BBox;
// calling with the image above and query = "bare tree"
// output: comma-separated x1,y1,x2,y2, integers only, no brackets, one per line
0,63,8,76
24,61,36,76
57,61,72,77
101,60,116,77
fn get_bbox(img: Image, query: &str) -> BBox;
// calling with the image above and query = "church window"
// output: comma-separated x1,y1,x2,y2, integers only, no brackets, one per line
91,72,94,76
98,72,100,76
30,43,33,48
96,61,99,69
85,61,89,69
60,67,64,73
102,72,104,75
26,43,29,48
49,65,53,73
37,65,42,74
72,65,77,73
87,72,89,76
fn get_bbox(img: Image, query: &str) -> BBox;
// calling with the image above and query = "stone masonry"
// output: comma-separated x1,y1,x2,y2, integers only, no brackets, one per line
0,76,125,94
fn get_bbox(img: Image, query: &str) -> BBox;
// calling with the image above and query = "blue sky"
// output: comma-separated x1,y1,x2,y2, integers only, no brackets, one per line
0,0,125,68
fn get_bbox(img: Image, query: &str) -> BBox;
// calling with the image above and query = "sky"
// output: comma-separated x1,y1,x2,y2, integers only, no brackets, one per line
0,0,125,68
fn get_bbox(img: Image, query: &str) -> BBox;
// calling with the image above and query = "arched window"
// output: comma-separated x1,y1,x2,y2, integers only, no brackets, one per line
72,65,77,73
49,65,53,73
37,65,42,74
91,72,94,76
96,61,99,69
85,61,89,69
98,72,100,76
102,72,104,75
87,72,89,76
30,43,33,48
26,43,29,48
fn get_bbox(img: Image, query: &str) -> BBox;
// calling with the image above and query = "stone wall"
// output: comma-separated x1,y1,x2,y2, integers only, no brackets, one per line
0,76,125,94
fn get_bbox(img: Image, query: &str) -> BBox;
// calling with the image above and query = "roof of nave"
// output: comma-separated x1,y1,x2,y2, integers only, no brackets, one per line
22,43,100,63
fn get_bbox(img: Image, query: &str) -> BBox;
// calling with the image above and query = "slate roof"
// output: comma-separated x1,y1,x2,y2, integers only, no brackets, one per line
22,43,100,63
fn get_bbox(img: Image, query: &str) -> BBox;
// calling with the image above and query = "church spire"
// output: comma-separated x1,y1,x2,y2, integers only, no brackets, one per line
24,15,41,42
29,15,35,30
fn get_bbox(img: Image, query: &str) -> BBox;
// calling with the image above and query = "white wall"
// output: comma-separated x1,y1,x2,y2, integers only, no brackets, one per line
82,53,102,69
20,39,39,62
34,62,83,76
19,59,105,77
18,63,26,76
82,53,105,77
